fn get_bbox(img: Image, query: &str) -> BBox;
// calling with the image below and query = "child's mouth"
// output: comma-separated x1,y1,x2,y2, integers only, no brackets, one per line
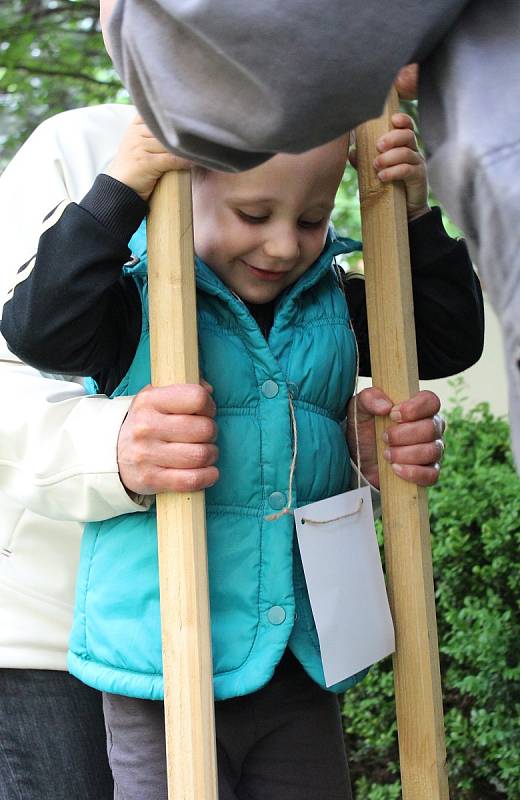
242,260,287,282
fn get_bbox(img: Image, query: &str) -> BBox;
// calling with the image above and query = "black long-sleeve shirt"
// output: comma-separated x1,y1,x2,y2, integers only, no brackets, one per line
1,174,484,397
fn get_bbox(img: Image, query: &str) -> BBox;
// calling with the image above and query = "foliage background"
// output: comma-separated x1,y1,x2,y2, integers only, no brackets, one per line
343,384,520,800
2,3,518,798
0,0,123,169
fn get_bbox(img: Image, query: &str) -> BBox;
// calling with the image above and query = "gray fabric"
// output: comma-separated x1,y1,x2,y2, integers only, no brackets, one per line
420,0,520,467
102,651,352,800
109,0,468,171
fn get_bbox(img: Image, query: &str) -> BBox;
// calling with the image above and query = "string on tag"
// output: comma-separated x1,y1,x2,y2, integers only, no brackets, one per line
300,496,364,525
264,391,298,522
265,266,362,523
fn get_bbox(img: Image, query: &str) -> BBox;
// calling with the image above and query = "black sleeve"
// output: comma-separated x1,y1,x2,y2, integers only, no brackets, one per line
0,175,146,396
344,206,485,378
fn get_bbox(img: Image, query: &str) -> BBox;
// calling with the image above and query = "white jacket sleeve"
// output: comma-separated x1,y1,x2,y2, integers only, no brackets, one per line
0,361,150,521
0,105,148,522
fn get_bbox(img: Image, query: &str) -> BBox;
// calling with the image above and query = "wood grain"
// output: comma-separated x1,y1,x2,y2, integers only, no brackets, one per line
356,90,449,799
147,170,218,800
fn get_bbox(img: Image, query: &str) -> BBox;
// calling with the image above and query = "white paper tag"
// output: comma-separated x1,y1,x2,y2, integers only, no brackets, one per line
294,486,395,687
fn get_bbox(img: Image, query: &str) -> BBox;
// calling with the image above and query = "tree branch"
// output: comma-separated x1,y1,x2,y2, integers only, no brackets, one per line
13,63,121,88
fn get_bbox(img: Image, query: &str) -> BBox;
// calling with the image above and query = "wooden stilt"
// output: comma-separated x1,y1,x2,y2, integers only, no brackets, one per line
147,170,219,800
356,89,449,799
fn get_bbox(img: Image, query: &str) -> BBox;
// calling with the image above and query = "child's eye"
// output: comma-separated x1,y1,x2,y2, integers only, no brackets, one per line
299,218,325,230
237,210,269,224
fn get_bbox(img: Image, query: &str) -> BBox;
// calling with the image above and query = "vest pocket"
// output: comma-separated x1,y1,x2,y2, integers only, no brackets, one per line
207,512,262,674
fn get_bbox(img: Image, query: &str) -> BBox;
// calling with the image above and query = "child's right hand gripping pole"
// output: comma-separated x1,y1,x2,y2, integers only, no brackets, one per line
147,170,218,800
355,88,449,800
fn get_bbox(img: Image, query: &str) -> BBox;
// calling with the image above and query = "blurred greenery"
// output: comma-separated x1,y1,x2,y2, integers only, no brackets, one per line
0,0,126,168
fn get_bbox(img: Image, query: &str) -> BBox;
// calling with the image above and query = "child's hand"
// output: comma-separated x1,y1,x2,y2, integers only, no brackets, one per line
117,381,219,495
106,115,193,201
350,112,429,222
373,113,429,221
346,387,444,489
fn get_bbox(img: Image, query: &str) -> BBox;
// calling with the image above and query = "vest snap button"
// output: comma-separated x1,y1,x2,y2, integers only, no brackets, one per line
268,491,286,510
267,606,286,625
261,379,279,398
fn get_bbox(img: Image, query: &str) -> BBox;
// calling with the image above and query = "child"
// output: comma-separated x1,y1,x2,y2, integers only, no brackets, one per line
1,113,479,800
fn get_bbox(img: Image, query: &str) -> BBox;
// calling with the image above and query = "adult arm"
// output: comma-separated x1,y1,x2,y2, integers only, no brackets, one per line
0,174,144,396
345,207,484,378
0,360,149,521
0,104,139,381
0,105,151,519
0,104,134,325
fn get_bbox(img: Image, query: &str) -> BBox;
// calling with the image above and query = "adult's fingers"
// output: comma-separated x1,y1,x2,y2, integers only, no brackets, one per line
153,441,219,470
394,64,419,100
153,466,220,493
135,383,217,417
389,390,441,423
384,439,444,466
391,462,440,487
351,386,393,421
383,417,443,447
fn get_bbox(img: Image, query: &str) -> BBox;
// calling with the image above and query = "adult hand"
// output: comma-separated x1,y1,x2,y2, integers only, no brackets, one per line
106,114,193,201
394,63,419,100
346,387,444,489
117,382,219,495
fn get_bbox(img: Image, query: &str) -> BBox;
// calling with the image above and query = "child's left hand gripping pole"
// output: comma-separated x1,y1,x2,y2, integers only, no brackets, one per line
147,170,219,800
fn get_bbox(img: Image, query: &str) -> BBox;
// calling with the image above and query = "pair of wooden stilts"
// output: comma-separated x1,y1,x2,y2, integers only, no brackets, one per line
147,90,450,800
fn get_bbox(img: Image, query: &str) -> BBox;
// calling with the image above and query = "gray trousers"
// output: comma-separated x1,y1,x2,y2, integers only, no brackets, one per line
421,0,520,466
103,651,352,800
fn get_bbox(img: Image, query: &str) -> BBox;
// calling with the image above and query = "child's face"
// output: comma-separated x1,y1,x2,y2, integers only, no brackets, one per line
192,136,348,304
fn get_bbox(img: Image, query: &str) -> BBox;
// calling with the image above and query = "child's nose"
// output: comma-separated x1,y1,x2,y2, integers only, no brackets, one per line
263,225,300,261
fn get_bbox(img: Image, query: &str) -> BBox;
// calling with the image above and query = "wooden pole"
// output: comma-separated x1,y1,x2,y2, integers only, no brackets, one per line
147,170,219,800
355,89,449,799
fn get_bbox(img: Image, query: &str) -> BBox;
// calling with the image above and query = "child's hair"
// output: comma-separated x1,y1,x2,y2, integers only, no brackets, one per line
192,165,209,183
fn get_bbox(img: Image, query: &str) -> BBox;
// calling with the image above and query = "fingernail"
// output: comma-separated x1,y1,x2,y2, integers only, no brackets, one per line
433,413,444,436
389,409,402,422
374,399,391,413
373,157,380,168
382,431,389,443
383,449,391,461
391,463,403,475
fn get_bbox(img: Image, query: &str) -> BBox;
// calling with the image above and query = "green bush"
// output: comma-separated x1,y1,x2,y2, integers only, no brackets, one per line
343,395,520,799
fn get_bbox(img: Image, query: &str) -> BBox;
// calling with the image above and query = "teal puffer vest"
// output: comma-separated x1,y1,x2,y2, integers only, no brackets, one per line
69,223,367,700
